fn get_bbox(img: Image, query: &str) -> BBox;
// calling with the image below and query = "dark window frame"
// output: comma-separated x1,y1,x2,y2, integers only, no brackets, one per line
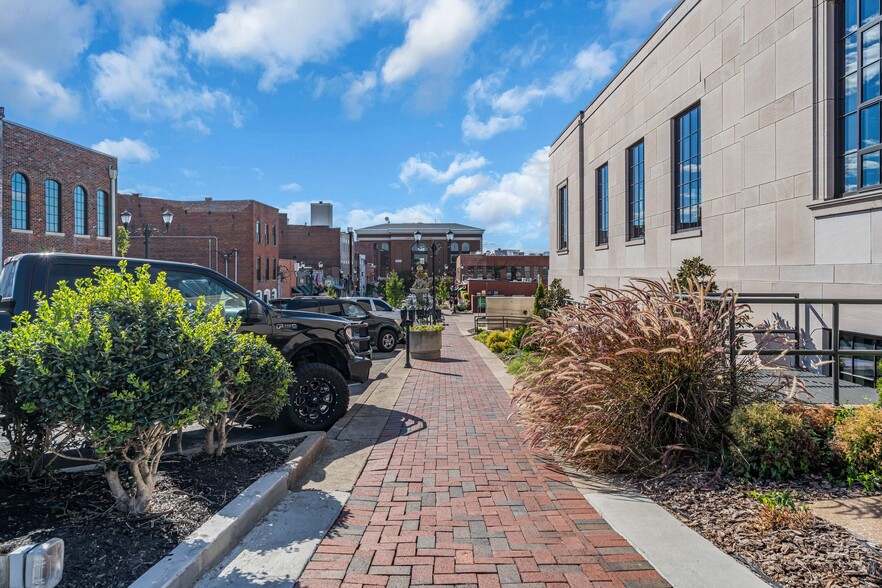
97,190,110,237
838,0,882,197
626,141,645,241
11,172,29,230
596,163,609,246
74,185,88,235
44,179,61,233
839,330,882,387
672,103,702,232
557,181,569,251
256,221,261,243
257,256,262,281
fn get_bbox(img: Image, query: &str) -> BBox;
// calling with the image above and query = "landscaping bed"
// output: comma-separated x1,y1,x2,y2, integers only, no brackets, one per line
0,439,301,588
641,471,882,588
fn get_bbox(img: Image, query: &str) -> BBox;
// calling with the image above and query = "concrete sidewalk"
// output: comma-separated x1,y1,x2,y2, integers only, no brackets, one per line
297,324,671,587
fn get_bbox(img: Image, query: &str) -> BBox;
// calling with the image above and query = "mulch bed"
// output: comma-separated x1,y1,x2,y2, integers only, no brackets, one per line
0,439,302,587
641,471,882,587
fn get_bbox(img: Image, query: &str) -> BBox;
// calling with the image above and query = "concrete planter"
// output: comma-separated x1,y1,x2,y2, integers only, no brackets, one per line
410,330,442,360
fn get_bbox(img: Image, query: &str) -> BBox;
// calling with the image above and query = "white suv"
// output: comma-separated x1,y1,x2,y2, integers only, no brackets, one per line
343,297,401,323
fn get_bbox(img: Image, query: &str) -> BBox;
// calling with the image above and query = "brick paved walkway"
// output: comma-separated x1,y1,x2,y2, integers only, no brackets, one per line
299,328,669,588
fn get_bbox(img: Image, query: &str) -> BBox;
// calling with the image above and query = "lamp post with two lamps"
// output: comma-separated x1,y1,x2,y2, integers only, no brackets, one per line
413,229,453,324
119,209,174,259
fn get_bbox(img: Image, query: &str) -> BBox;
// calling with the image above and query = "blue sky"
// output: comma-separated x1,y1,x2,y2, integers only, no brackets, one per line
2,0,676,252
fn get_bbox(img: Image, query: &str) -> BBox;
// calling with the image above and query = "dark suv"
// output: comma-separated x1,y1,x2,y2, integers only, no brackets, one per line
270,297,404,353
0,253,372,432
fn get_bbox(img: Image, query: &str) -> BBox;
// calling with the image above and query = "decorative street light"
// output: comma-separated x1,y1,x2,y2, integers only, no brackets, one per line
120,210,173,259
413,229,454,324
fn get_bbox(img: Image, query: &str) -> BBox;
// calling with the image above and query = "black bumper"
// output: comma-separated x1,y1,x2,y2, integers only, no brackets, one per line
347,356,372,383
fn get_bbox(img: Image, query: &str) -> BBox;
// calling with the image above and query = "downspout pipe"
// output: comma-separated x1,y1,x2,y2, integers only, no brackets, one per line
109,166,118,256
578,110,585,278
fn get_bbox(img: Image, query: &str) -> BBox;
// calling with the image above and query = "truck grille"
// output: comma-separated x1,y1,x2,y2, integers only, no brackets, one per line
351,324,372,356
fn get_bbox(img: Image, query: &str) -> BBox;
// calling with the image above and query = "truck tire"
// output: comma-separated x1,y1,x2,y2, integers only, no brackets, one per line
377,328,398,353
280,362,350,432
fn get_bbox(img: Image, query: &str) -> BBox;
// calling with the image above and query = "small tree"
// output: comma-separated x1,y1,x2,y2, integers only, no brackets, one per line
116,226,131,257
437,276,454,304
9,263,234,513
385,271,405,307
202,333,292,457
674,256,718,294
544,279,571,312
532,280,546,316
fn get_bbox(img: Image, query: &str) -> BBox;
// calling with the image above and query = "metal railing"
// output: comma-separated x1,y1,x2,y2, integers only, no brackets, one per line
474,314,532,332
716,294,882,405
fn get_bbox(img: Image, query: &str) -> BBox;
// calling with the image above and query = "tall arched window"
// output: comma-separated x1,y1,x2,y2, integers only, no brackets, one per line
449,241,459,264
273,258,277,279
74,186,87,235
257,256,262,280
462,242,470,253
411,242,428,270
97,190,110,237
45,180,61,233
256,221,261,243
11,173,29,230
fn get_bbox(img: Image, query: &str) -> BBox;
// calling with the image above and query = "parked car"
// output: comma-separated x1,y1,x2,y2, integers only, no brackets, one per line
341,296,401,323
270,297,404,353
0,253,373,432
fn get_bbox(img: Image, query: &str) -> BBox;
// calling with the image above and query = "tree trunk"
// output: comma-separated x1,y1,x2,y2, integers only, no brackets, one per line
105,468,134,513
204,425,216,455
176,427,184,454
215,416,228,457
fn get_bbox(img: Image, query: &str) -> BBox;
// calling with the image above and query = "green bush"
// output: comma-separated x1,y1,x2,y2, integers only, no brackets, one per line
475,329,516,354
515,278,769,473
728,403,820,480
385,271,405,308
411,324,444,332
5,263,235,513
831,405,882,477
202,333,293,457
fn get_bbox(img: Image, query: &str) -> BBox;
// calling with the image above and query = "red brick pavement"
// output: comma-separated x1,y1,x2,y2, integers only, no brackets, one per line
299,328,669,588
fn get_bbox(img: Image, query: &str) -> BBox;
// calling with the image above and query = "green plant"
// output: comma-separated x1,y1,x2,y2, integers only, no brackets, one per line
411,324,444,332
515,278,770,474
728,403,820,480
748,490,813,531
849,470,882,494
532,281,546,316
832,405,882,477
506,351,542,377
201,333,293,457
385,271,405,308
325,284,337,298
6,263,235,513
116,226,131,257
673,257,718,294
437,276,454,304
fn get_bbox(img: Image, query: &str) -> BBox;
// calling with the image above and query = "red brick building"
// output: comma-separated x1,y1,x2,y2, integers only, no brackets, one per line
116,194,284,298
1,111,118,261
277,218,355,290
455,252,549,284
355,222,483,282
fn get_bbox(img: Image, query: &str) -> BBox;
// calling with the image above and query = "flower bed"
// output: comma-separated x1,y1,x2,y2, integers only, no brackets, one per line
0,440,301,587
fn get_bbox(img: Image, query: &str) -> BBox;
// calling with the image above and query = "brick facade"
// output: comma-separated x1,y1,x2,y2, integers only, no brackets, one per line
455,253,550,284
1,118,117,260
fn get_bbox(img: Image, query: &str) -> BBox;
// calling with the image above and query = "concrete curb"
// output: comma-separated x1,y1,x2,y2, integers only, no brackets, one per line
130,431,327,588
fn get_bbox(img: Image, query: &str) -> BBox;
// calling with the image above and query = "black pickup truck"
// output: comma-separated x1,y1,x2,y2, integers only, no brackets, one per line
0,253,372,432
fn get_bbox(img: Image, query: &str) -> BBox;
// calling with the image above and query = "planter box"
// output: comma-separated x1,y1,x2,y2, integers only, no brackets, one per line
410,330,442,360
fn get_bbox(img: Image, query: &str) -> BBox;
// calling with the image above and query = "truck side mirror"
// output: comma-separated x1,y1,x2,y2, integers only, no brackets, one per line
246,300,263,323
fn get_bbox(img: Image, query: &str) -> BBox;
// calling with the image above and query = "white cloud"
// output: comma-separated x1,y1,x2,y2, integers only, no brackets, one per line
96,0,166,34
381,0,504,85
91,35,239,131
347,203,443,229
0,0,93,119
280,182,303,192
441,173,490,203
606,0,677,30
463,147,549,238
399,152,489,185
342,71,378,120
280,201,312,225
91,137,158,163
462,43,616,140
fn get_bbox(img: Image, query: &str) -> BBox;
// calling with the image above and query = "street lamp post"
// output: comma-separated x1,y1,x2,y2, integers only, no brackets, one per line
120,210,174,259
414,229,454,324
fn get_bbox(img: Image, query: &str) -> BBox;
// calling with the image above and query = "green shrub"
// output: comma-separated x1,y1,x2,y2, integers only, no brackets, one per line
673,256,718,294
202,333,293,457
728,403,820,479
6,263,235,513
475,329,516,354
515,278,770,473
385,271,405,307
748,490,813,531
411,324,444,332
832,405,882,477
506,351,542,377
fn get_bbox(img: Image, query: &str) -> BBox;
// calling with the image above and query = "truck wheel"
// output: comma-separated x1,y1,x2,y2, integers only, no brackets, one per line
377,328,398,353
280,363,350,432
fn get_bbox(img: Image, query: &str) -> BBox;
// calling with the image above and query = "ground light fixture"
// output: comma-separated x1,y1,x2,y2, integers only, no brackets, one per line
1,538,64,588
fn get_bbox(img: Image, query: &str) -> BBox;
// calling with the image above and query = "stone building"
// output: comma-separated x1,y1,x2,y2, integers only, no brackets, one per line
550,0,882,388
0,110,118,260
354,222,484,281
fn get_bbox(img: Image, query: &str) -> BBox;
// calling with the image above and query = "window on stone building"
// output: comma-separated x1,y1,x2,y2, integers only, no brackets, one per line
627,141,645,241
97,190,110,237
557,183,569,249
256,221,261,243
596,164,609,245
11,172,29,230
257,256,261,280
45,180,61,233
674,105,702,231
74,186,87,235
840,1,882,195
